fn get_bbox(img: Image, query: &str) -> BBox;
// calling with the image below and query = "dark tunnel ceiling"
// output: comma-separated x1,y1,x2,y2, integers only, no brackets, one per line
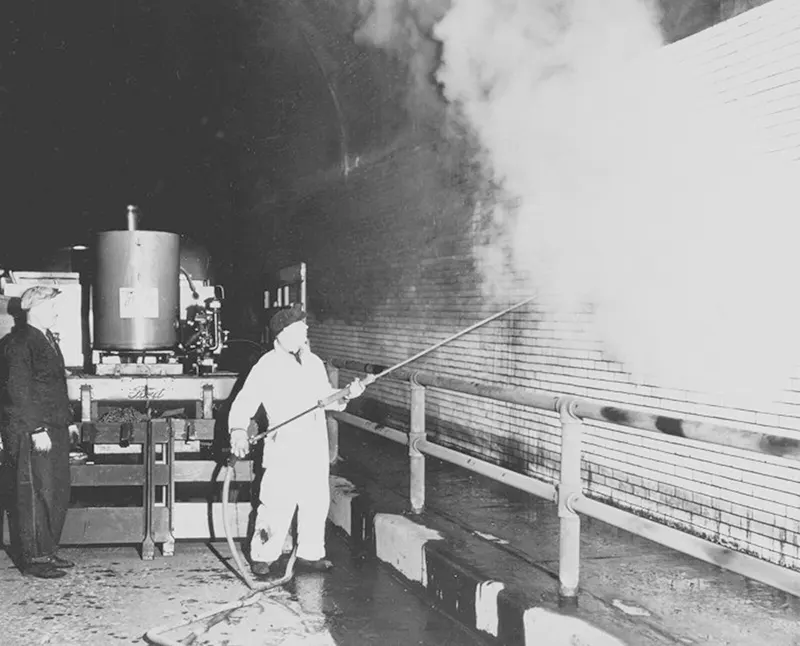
0,0,757,269
0,0,410,269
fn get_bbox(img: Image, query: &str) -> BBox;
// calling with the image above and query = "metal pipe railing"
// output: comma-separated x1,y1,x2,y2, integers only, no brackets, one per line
335,411,557,501
329,358,800,462
335,410,800,600
334,412,409,446
327,356,800,604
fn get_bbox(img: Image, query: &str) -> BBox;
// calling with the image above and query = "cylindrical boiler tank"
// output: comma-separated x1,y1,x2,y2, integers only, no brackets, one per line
93,230,180,351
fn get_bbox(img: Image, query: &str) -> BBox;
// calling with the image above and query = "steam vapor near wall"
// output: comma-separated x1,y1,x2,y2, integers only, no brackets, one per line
354,0,451,119
355,0,800,406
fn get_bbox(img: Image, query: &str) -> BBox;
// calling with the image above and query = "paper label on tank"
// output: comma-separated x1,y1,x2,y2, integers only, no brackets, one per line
119,287,159,319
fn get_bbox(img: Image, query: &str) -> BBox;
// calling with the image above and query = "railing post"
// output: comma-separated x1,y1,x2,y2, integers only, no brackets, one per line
557,397,583,608
326,363,341,465
409,375,426,514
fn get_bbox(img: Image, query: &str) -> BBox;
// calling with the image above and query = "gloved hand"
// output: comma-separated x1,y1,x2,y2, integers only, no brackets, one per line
32,429,52,453
68,424,80,446
345,378,366,401
230,428,251,459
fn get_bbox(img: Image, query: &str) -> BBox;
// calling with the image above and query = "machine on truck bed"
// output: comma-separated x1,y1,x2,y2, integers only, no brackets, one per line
0,206,307,558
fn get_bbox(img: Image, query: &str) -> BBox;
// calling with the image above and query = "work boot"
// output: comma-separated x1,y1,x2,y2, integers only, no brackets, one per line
251,560,277,577
23,562,67,579
47,554,75,568
296,557,333,573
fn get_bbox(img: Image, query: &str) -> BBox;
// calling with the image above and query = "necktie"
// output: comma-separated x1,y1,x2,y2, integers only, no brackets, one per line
291,351,303,365
45,329,59,351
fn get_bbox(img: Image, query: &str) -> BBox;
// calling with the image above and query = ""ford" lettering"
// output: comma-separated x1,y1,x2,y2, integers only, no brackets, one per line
127,386,167,400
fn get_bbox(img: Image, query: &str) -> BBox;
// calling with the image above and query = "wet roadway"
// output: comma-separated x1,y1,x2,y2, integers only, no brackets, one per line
297,531,486,645
0,529,488,646
177,531,490,646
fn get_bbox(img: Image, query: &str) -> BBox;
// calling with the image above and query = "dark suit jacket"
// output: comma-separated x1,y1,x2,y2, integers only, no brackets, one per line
0,323,71,441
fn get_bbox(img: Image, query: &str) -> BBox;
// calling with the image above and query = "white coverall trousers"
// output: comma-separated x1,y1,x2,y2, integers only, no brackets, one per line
250,419,330,563
228,347,339,565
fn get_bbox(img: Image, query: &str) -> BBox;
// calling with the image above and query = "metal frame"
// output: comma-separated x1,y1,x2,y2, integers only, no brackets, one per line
45,420,255,556
329,359,800,460
23,371,246,558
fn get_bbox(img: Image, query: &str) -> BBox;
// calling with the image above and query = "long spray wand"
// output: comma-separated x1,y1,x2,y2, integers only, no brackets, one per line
244,296,535,447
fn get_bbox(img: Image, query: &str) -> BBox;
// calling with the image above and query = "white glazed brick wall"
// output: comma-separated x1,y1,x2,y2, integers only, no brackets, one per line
309,0,800,570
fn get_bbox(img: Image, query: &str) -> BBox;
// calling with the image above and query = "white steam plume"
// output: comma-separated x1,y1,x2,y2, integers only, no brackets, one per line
359,0,800,405
354,0,451,118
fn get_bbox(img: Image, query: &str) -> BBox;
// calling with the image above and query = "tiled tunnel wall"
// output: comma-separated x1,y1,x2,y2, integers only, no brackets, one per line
301,0,800,569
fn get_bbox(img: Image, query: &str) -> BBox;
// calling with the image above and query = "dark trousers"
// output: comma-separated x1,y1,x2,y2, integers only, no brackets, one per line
1,426,70,563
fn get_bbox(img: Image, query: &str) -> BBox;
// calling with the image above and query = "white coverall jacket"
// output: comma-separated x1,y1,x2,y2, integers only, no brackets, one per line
228,346,343,563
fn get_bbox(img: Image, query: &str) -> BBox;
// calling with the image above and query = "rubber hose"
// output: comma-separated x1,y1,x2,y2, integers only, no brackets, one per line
144,463,297,645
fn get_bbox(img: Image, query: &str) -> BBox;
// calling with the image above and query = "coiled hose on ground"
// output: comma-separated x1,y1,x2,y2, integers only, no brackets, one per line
144,460,297,646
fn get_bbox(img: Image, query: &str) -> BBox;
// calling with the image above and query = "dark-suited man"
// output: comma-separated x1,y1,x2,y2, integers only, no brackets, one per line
1,286,75,578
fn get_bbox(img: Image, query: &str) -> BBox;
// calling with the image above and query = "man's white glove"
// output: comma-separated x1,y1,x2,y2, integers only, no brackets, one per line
345,378,366,401
68,424,80,445
230,428,251,459
32,430,52,453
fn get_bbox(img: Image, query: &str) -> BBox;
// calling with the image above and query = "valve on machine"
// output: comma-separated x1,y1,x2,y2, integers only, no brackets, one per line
179,290,229,374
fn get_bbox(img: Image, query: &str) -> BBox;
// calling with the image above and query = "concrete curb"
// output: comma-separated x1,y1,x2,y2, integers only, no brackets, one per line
328,475,671,646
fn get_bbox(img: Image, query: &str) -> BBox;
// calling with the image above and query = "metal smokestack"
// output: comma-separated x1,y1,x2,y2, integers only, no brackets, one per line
126,205,139,231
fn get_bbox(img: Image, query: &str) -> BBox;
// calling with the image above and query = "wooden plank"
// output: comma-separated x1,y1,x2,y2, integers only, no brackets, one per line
173,502,252,539
61,507,142,544
80,418,215,445
62,507,132,544
173,461,253,483
70,465,144,486
69,464,169,487
3,507,172,546
174,441,202,453
166,418,216,442
80,422,155,445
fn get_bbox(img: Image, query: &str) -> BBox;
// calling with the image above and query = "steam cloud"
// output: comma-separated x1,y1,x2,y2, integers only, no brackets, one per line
356,0,800,406
354,0,451,118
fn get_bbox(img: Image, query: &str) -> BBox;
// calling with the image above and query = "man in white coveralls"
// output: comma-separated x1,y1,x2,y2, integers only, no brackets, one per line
228,304,366,577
